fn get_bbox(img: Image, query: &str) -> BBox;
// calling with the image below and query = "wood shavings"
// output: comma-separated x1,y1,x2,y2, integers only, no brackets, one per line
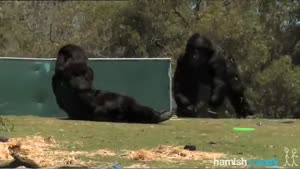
0,136,86,167
126,145,225,162
0,136,225,168
125,163,150,168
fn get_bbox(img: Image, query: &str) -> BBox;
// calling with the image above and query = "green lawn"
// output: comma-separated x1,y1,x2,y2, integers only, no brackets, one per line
1,116,299,168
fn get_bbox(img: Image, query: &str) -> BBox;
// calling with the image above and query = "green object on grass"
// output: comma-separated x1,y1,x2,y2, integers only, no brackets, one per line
233,127,256,133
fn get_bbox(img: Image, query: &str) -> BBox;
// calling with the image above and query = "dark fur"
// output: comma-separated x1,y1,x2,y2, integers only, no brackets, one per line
52,44,94,120
52,72,94,120
80,90,171,123
292,50,300,66
173,33,254,118
52,44,172,123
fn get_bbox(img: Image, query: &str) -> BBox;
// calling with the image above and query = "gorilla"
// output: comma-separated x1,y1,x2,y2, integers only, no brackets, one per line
292,50,300,66
52,44,172,123
173,33,254,118
52,44,94,120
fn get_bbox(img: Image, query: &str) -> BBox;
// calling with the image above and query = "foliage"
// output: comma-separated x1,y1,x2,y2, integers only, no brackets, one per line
0,1,126,57
110,0,190,59
252,57,300,118
0,116,14,132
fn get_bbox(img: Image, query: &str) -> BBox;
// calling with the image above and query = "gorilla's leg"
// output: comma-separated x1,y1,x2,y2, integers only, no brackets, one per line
114,95,172,123
174,93,196,117
224,56,255,118
176,106,198,118
194,84,216,118
226,86,254,118
127,103,172,123
91,92,172,124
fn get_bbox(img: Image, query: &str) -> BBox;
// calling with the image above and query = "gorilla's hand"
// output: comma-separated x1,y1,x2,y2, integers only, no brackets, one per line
193,101,206,113
209,94,223,108
187,105,194,111
176,94,192,107
69,76,92,90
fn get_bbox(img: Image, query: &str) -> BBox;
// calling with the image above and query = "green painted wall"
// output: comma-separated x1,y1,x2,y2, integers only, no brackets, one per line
0,58,171,117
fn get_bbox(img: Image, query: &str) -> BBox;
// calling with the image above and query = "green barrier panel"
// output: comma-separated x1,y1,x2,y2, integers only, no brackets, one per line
0,58,171,117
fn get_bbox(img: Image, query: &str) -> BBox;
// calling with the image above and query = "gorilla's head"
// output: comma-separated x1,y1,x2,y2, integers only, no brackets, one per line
185,33,215,64
185,33,215,67
55,44,88,73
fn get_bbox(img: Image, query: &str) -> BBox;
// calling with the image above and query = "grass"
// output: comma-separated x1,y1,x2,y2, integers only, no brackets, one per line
1,116,299,168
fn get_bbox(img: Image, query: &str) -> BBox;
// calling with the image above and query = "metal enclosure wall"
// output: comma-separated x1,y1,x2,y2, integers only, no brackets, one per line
0,58,171,117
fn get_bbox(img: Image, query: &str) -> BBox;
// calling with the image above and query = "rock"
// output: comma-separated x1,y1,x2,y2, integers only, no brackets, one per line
184,145,196,151
0,136,9,142
208,141,217,145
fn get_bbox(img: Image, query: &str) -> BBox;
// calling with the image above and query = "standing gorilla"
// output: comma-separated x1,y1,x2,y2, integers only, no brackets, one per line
52,44,172,123
173,33,254,118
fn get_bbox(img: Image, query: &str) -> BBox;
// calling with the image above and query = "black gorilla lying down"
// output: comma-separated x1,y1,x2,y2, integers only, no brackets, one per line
173,33,254,118
78,90,172,123
52,44,172,123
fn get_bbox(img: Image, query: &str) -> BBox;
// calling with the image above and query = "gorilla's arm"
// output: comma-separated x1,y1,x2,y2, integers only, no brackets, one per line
226,56,245,92
69,67,94,90
51,74,60,97
62,63,92,78
209,55,227,107
173,56,192,107
51,73,68,111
